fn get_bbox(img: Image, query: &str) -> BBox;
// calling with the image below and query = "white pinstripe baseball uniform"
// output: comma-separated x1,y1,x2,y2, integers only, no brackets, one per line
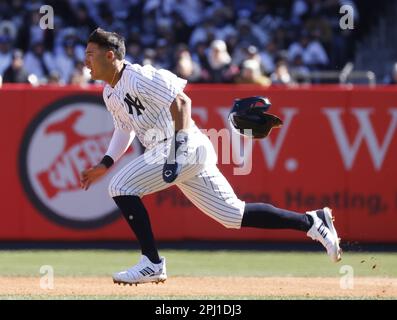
104,61,245,228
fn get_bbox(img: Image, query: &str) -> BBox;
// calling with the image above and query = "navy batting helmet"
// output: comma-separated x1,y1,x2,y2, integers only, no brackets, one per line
228,96,283,139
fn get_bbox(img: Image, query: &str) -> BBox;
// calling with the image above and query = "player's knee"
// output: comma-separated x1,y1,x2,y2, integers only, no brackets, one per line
108,175,127,197
217,215,243,229
222,222,242,230
108,176,120,197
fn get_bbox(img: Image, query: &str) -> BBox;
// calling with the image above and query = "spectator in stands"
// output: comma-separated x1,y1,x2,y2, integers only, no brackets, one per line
174,47,202,83
304,14,333,50
288,30,329,70
171,0,204,29
384,62,397,85
70,60,91,86
231,40,249,67
272,26,289,52
140,11,157,48
24,41,54,83
0,21,18,46
70,3,97,44
207,39,238,83
54,39,78,84
235,59,271,86
0,0,368,85
156,18,176,48
142,48,157,66
168,12,192,45
125,41,143,65
97,2,117,33
191,41,212,82
290,0,309,26
154,38,172,70
235,18,263,49
0,35,12,77
245,45,264,69
2,49,29,83
16,5,52,52
0,0,24,22
271,60,295,85
232,43,261,69
225,31,239,59
256,2,284,32
47,70,62,85
208,5,236,43
259,40,277,75
289,54,311,83
189,16,217,49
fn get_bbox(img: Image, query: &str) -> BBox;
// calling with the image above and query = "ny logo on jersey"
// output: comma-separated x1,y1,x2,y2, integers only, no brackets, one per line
124,93,145,116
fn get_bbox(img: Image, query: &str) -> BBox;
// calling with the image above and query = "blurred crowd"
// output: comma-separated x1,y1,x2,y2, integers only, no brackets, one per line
0,0,367,86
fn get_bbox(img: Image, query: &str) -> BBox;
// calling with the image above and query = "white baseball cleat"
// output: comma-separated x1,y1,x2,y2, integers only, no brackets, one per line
112,255,167,286
306,207,342,262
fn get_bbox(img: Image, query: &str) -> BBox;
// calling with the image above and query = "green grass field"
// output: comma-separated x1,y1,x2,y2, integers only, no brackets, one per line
0,250,396,277
0,250,396,299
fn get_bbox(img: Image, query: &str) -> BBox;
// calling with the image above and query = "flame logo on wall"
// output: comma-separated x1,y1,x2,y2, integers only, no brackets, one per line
19,95,142,229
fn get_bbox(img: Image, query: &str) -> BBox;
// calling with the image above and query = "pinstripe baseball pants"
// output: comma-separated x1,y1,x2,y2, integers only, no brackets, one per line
108,126,245,229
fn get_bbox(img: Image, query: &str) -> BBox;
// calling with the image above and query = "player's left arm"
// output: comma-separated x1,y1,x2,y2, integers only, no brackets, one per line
162,91,194,183
170,91,193,132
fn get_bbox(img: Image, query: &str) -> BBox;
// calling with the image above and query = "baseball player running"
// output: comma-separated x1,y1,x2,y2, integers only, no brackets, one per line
81,28,341,286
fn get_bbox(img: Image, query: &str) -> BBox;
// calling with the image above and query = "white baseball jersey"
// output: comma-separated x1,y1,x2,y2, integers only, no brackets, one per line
104,61,245,229
104,62,187,151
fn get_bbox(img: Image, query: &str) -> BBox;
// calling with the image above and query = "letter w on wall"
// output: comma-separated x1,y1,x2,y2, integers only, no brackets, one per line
323,108,397,170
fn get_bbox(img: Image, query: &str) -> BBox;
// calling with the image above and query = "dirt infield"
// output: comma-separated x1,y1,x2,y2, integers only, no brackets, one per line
0,276,396,298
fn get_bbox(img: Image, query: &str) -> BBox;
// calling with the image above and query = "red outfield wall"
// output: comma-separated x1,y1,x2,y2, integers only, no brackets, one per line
1,84,396,242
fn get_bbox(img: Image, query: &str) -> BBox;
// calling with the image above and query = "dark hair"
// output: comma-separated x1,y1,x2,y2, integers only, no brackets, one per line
88,28,125,60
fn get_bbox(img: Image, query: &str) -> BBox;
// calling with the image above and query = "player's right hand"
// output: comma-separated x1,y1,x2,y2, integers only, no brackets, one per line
80,164,108,190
